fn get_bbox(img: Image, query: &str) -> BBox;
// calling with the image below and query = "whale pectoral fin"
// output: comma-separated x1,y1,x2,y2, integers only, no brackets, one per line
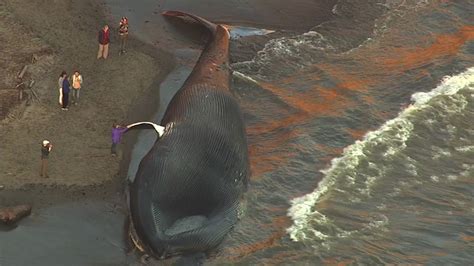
154,124,165,137
126,121,166,137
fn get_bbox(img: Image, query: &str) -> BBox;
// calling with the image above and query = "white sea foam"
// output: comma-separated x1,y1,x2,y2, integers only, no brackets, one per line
411,68,474,105
460,165,473,178
455,145,474,152
287,67,474,242
232,70,260,85
229,26,274,39
432,147,452,160
447,174,458,181
231,28,335,78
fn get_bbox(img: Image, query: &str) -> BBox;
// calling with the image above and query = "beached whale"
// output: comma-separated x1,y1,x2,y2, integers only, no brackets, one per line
127,11,250,259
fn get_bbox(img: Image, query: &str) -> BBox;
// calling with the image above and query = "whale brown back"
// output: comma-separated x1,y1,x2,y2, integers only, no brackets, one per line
129,11,250,258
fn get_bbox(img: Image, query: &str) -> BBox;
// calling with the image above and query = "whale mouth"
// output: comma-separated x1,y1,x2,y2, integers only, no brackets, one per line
164,215,207,236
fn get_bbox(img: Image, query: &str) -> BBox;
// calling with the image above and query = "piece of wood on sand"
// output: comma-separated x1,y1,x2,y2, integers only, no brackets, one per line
0,205,32,225
29,80,41,102
17,65,28,80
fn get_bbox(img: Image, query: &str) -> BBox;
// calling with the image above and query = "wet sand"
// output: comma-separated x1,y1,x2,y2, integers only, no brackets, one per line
159,0,337,30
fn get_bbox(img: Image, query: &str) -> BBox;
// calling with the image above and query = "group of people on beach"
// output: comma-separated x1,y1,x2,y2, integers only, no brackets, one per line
41,17,131,177
58,70,83,110
97,16,129,59
58,17,129,110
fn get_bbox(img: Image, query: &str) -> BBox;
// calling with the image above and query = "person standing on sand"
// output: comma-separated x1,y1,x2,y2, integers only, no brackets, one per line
97,24,110,59
111,122,129,156
118,17,129,55
61,73,71,110
58,71,66,106
40,140,53,178
71,70,83,105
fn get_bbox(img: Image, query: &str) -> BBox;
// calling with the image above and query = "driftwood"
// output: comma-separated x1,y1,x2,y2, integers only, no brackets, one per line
30,87,40,102
28,80,40,103
17,65,28,80
16,65,28,101
14,82,25,89
0,205,32,225
16,82,25,101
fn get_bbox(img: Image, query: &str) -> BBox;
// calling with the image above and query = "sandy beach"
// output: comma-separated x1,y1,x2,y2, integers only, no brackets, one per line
0,0,175,199
0,0,181,219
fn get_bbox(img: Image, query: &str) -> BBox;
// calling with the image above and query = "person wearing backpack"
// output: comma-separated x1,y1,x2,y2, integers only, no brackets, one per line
118,17,129,55
71,70,83,105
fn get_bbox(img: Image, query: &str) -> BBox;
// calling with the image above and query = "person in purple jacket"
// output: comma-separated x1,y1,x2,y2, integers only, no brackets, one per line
111,122,129,156
61,73,71,110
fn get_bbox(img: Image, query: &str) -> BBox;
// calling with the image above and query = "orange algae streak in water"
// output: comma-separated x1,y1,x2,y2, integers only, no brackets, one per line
346,128,367,140
247,81,351,177
249,149,297,179
220,216,291,260
249,129,300,179
258,81,347,116
318,64,374,93
383,26,474,71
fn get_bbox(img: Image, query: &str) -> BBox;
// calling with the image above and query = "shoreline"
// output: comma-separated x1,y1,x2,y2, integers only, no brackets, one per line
0,0,175,207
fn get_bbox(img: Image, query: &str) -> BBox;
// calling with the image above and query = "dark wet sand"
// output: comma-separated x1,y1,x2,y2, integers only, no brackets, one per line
104,0,338,49
159,0,337,30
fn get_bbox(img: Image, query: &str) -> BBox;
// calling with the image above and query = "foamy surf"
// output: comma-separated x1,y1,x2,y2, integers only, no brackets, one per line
287,67,474,242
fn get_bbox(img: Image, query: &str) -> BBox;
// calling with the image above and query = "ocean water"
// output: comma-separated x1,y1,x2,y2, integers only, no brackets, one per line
208,1,474,264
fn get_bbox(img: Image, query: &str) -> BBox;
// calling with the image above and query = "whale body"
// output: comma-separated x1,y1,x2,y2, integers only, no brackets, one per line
128,11,250,258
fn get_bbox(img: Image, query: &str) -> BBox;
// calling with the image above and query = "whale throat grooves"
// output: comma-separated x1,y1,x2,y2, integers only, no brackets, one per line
129,10,250,258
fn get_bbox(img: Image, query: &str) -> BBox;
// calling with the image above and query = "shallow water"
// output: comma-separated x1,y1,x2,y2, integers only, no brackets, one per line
0,200,128,265
211,0,474,264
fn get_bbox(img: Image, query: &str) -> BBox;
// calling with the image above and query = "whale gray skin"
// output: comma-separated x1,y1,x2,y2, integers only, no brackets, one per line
128,11,250,259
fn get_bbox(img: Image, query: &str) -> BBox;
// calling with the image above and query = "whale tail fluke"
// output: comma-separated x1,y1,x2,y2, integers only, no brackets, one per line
162,10,218,35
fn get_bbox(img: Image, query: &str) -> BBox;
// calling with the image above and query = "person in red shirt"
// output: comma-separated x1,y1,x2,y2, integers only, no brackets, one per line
97,24,110,59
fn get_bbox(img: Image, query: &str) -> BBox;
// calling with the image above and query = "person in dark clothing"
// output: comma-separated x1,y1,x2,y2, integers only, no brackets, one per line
111,122,129,156
97,24,110,59
61,73,70,110
118,17,129,55
40,140,53,178
58,71,66,106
